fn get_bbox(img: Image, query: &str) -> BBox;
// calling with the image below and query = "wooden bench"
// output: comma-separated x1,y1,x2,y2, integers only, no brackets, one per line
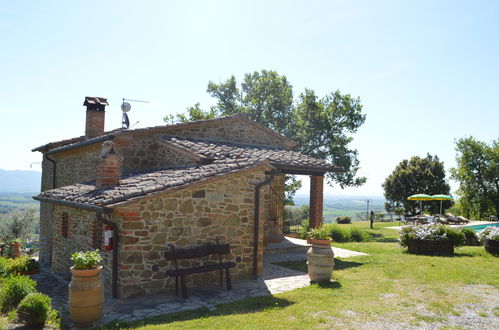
165,240,236,298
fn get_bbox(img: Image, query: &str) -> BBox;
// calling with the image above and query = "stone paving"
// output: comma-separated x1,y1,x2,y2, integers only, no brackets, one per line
32,242,365,328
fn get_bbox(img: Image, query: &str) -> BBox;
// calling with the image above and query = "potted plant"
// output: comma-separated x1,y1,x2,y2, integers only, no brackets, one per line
68,250,104,327
307,227,332,245
478,226,499,256
306,227,334,283
399,225,465,255
10,239,22,258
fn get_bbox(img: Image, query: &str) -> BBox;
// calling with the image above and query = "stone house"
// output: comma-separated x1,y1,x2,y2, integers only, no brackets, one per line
33,97,340,298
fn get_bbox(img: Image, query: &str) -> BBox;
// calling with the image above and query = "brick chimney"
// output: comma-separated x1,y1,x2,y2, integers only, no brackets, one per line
84,96,108,139
96,141,121,188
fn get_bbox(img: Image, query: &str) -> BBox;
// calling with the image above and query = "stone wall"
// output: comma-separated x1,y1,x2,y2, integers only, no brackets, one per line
52,136,197,187
112,168,267,298
120,137,196,175
50,205,113,291
39,155,55,265
161,119,291,148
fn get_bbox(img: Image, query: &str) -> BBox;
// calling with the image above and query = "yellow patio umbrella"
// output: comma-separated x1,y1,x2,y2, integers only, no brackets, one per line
407,194,433,214
431,194,453,215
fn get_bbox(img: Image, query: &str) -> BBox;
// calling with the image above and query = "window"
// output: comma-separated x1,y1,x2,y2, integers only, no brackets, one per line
61,212,69,238
92,220,102,249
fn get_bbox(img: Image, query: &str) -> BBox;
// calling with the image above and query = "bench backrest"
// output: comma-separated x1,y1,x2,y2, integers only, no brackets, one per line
165,244,231,261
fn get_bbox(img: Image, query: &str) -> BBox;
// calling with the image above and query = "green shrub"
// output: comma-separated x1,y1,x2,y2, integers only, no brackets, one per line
399,225,465,248
350,228,371,242
299,219,309,239
336,216,351,224
17,292,52,326
0,276,37,313
71,250,102,270
6,256,39,275
460,228,480,246
0,257,8,277
326,224,351,242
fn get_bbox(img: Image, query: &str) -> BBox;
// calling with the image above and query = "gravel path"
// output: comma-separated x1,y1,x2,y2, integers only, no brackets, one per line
320,284,499,329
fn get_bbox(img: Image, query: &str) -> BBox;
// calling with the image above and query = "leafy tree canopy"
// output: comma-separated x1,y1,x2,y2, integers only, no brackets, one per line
164,70,367,199
450,137,498,219
382,154,451,215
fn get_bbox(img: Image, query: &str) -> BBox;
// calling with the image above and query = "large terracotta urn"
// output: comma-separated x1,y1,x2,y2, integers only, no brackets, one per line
307,239,334,283
68,266,104,327
10,242,21,258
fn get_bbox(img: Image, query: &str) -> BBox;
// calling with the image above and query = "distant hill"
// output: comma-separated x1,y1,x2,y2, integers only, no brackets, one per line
292,193,388,222
0,169,41,193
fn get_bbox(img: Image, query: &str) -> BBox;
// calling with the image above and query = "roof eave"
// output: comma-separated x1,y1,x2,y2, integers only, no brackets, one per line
106,160,274,208
272,163,344,175
33,195,112,213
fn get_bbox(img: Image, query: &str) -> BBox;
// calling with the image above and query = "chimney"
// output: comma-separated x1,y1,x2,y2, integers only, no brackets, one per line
96,141,121,189
84,96,108,139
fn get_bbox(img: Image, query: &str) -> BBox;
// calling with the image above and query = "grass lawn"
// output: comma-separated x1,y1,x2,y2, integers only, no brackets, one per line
103,222,498,329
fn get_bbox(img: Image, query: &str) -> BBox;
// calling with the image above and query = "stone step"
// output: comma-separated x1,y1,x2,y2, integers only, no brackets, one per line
264,236,310,255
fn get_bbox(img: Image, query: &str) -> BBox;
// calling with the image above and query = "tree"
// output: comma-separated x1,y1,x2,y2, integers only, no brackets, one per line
164,70,367,200
382,154,451,215
0,208,38,243
450,137,498,219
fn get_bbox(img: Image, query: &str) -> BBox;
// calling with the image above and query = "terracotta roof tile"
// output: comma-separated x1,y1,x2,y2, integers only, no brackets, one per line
162,136,337,172
36,160,261,207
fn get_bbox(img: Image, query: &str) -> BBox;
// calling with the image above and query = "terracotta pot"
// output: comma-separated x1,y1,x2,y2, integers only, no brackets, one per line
407,239,454,255
484,239,499,256
307,241,334,283
307,238,331,245
10,243,21,258
69,266,104,327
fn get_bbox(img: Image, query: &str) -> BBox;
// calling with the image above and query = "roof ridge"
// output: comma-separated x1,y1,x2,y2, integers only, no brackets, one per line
162,135,285,151
33,114,296,153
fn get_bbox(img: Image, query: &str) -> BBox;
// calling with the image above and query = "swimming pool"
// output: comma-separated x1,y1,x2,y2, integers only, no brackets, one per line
466,223,499,232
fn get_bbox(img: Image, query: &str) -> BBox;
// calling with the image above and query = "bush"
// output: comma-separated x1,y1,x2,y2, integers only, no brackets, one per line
350,228,371,242
399,225,465,248
324,224,351,242
336,216,351,224
460,228,480,246
17,293,52,326
5,256,39,275
478,226,499,243
0,257,8,277
0,276,37,313
299,219,309,239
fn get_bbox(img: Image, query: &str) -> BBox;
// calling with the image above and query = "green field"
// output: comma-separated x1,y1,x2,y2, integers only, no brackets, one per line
293,194,388,223
0,193,39,215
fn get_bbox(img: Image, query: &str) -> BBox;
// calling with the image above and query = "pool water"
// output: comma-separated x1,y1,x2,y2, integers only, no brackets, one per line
466,223,499,232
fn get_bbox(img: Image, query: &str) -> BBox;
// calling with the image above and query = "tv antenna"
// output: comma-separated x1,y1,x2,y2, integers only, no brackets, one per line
120,98,149,129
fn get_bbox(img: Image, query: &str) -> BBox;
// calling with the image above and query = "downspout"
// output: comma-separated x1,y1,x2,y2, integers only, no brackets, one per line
97,212,119,299
253,170,278,278
43,148,56,268
44,147,56,189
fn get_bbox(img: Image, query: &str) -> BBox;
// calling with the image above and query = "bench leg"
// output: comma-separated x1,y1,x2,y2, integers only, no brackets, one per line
225,269,232,291
219,269,223,287
180,275,188,299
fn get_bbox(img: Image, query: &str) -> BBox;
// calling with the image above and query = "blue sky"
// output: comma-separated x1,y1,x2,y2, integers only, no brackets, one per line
1,1,498,196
